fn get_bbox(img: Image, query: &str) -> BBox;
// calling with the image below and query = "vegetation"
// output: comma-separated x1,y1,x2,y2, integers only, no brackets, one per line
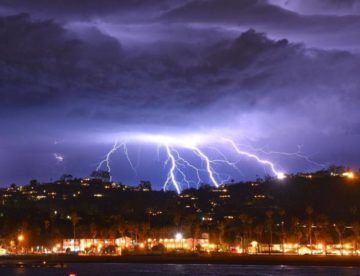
0,167,360,250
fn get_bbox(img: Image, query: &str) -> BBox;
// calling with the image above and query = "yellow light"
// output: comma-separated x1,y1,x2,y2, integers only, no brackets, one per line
251,241,258,247
175,233,183,241
298,247,311,255
342,249,350,255
343,171,355,179
17,235,24,242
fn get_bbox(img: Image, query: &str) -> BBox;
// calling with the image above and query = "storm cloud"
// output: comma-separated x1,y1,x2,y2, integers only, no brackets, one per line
1,0,360,186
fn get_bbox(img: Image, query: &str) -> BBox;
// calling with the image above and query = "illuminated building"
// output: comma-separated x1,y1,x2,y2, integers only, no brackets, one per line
62,237,131,254
146,237,215,251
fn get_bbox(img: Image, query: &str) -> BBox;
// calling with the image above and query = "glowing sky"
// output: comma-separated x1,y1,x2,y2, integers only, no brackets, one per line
1,0,360,188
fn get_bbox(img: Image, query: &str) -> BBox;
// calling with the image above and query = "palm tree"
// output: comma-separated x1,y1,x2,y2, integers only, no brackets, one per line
132,222,149,244
289,216,302,253
350,207,359,255
43,219,50,245
316,214,330,254
265,210,273,255
70,212,79,240
187,215,201,250
125,222,137,243
278,209,286,255
89,222,97,239
174,212,183,233
218,221,226,249
351,222,360,255
239,213,253,253
334,222,346,255
305,206,314,254
253,224,263,254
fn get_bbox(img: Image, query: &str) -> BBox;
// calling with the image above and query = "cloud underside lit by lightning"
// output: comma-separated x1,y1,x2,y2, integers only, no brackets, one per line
96,133,324,194
53,153,64,163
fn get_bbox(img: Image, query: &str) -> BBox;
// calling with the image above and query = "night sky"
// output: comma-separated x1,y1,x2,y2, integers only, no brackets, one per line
1,0,360,189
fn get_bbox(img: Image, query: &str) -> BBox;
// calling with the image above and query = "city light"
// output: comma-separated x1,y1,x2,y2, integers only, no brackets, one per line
0,136,357,260
175,233,183,241
343,171,355,179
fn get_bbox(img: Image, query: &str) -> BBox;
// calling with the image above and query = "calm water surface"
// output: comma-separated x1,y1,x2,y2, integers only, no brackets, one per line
1,263,360,276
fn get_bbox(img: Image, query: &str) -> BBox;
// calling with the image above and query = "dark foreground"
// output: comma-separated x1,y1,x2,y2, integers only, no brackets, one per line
2,263,360,276
1,254,360,267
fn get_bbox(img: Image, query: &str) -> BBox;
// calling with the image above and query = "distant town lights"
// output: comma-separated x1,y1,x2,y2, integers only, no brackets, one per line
342,171,355,179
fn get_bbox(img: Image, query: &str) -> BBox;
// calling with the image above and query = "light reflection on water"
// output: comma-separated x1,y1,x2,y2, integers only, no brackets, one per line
1,263,360,276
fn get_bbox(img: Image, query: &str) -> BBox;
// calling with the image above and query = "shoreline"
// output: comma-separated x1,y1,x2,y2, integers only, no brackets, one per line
1,254,360,267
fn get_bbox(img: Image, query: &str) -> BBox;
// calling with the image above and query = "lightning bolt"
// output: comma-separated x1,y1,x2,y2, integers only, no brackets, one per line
96,141,123,180
190,146,220,188
223,138,285,180
163,143,181,194
206,146,243,175
97,141,139,181
53,153,64,163
171,148,202,188
259,147,325,168
234,142,324,168
95,133,324,194
123,143,137,174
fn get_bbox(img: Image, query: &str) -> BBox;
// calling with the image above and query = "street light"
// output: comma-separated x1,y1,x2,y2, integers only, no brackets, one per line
17,235,24,242
175,233,183,241
175,233,183,249
17,234,24,254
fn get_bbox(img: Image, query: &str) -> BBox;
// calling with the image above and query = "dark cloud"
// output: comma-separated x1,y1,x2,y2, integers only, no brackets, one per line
162,0,295,24
269,0,360,15
2,13,359,135
0,13,123,107
1,1,360,186
0,0,180,21
3,0,360,50
0,14,358,109
160,0,360,50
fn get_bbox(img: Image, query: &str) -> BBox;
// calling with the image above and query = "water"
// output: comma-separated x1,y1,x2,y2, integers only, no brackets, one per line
0,263,360,276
